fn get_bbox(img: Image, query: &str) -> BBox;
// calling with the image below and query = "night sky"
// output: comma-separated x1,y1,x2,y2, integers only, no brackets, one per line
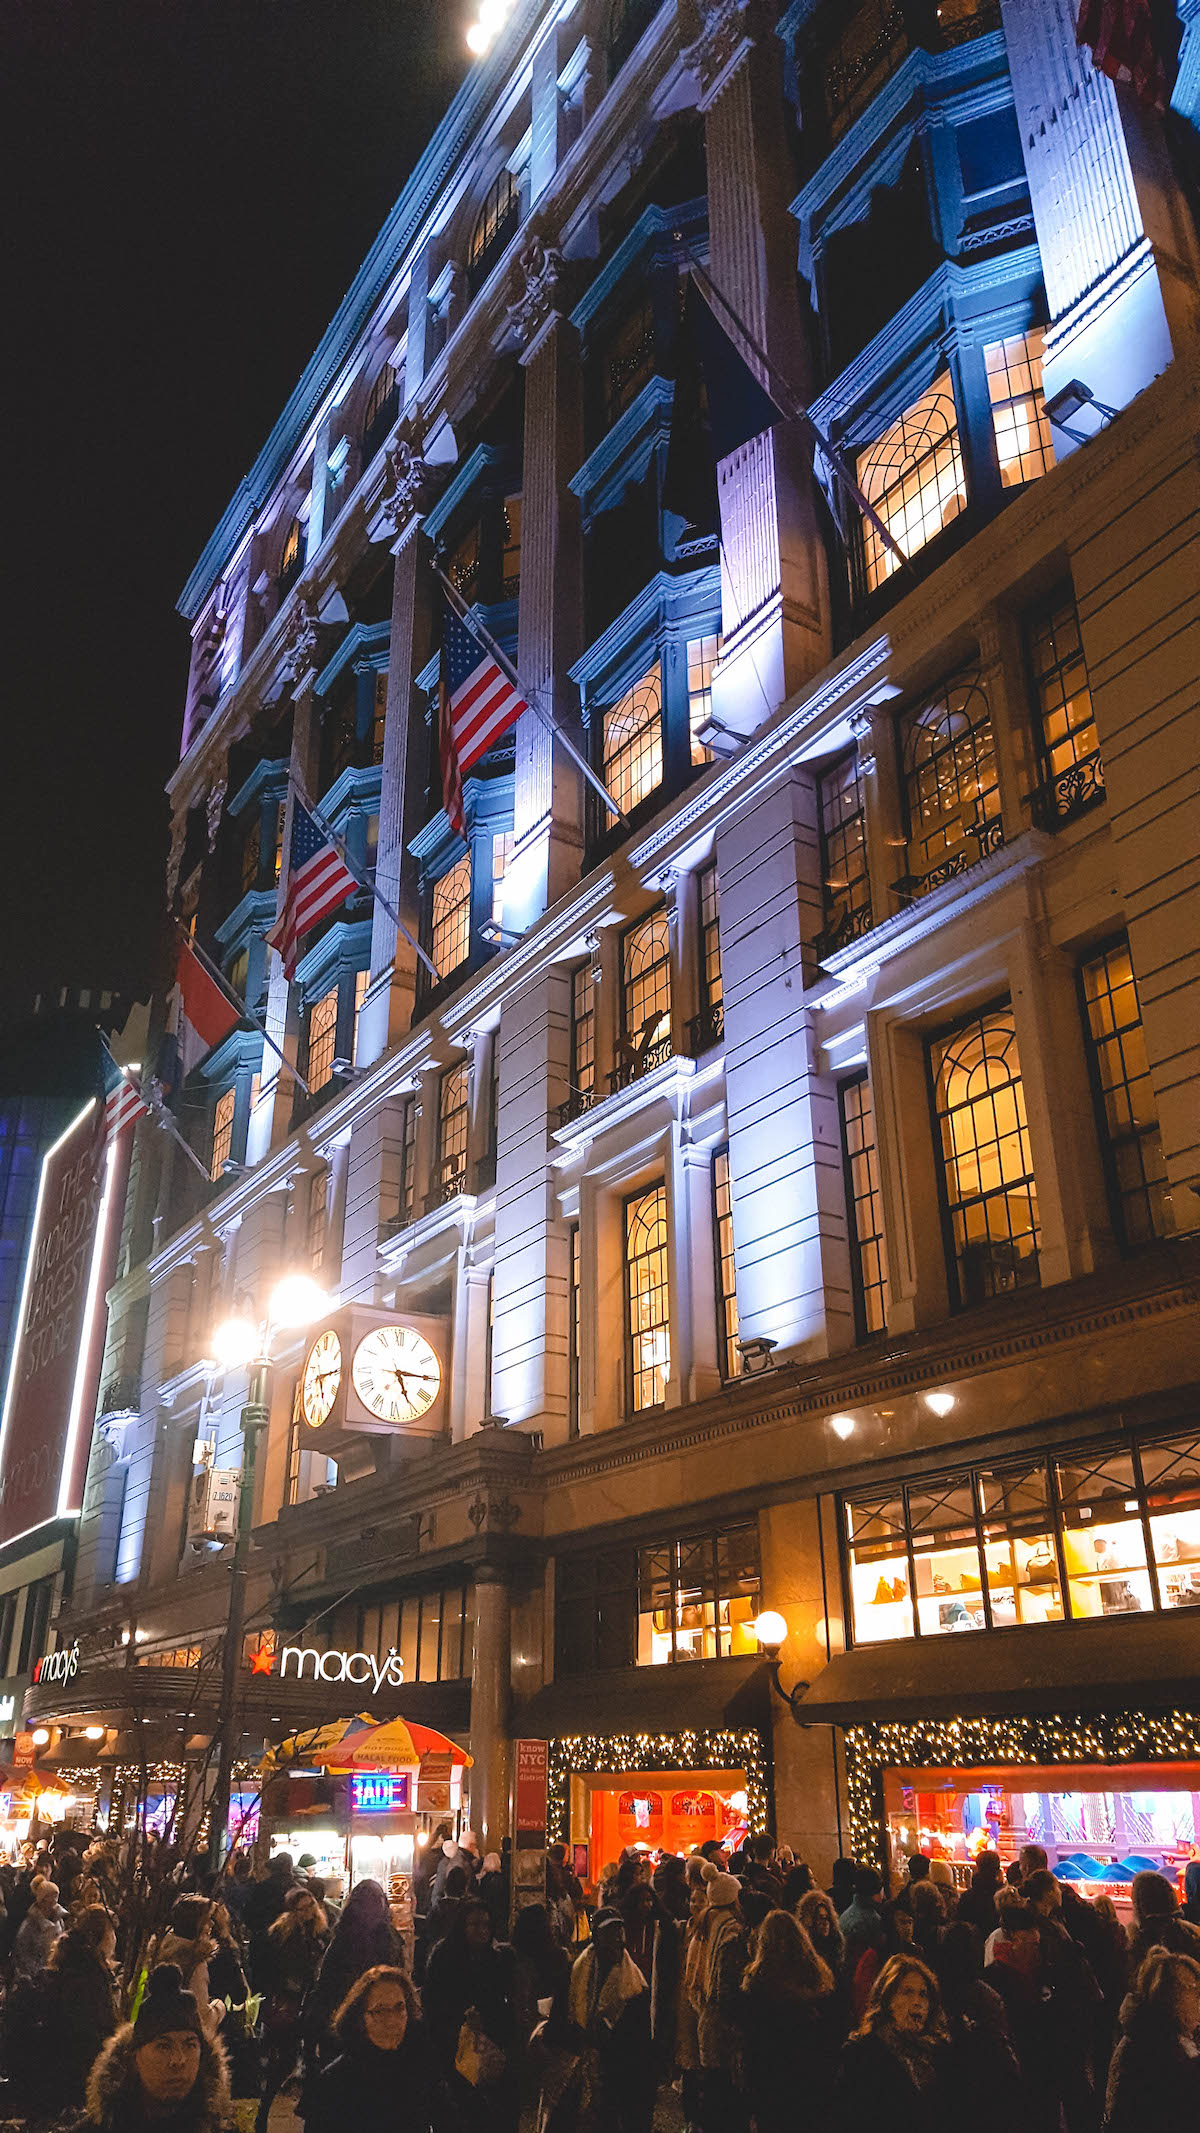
8,0,465,1005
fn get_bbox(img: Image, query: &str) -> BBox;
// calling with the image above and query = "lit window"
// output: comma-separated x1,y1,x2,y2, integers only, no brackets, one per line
371,672,388,763
362,362,400,453
696,863,723,1047
437,1062,470,1198
501,495,522,594
307,987,339,1093
398,1098,417,1228
1079,941,1167,1247
604,290,656,427
603,664,662,815
620,907,672,1081
929,1003,1040,1307
210,1088,236,1181
431,856,471,978
985,329,1053,488
687,634,721,766
272,812,284,882
978,1462,1065,1631
1028,595,1103,821
857,374,966,590
818,752,872,947
826,0,911,138
449,523,481,601
491,832,513,927
279,513,304,588
1139,1431,1200,1613
1056,1449,1154,1618
898,671,1001,888
240,817,261,894
713,1147,742,1380
624,1183,670,1412
568,1222,581,1437
308,1169,328,1273
469,171,520,278
571,963,595,1101
839,1074,887,1338
637,1526,761,1665
352,968,369,1065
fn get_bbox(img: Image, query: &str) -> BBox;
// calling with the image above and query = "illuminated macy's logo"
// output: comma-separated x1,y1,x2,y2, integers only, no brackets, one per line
33,1641,80,1686
249,1643,404,1691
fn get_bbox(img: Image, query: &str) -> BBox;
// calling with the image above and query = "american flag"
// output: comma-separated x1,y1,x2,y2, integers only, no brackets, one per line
438,603,527,835
267,800,358,979
1077,0,1173,110
104,1069,147,1143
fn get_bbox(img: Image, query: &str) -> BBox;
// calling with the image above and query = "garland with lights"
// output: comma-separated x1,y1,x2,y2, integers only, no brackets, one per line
547,1728,769,1843
845,1709,1200,1867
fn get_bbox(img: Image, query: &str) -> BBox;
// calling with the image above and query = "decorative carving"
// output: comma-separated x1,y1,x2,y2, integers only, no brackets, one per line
847,706,879,777
278,597,321,690
205,768,228,852
467,1492,487,1531
679,0,763,105
165,817,187,906
466,1490,522,1533
507,232,567,355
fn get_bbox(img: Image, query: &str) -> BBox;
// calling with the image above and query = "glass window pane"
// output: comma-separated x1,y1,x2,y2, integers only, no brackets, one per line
846,1493,914,1642
1080,941,1167,1247
977,1463,1064,1626
1141,1433,1200,1611
1055,1451,1153,1617
930,1003,1041,1306
899,671,1001,887
907,1475,985,1636
625,1184,670,1412
418,1590,443,1681
857,373,965,590
839,1076,888,1338
603,665,663,814
985,329,1053,488
399,1597,419,1684
431,856,472,976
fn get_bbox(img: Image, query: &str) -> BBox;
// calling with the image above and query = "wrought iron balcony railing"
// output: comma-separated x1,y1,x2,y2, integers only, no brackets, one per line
815,901,875,962
892,812,1005,906
1034,752,1106,830
688,1000,725,1055
609,1029,674,1094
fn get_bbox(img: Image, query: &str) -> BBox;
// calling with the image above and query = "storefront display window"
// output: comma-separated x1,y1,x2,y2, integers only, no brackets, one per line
556,1522,761,1674
844,1424,1200,1644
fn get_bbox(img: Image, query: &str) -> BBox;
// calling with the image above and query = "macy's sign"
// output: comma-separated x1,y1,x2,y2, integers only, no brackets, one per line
33,1641,79,1686
255,1644,405,1691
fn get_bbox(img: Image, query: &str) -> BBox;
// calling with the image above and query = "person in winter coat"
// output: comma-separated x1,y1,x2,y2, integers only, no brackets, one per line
838,1866,886,1974
685,1867,750,2133
834,1954,950,2133
207,1900,250,2006
76,1964,233,2133
300,1965,432,2133
934,1922,1024,2133
41,1906,120,2112
739,1909,839,2133
150,1894,223,2038
987,1899,1083,2133
303,1878,404,2063
1127,1866,1200,1971
423,1895,519,2133
12,1873,64,1978
256,1886,329,2133
955,1851,1003,1940
1182,1860,1200,1927
1104,1946,1200,2132
245,1853,296,1985
552,1908,654,2133
510,1901,572,2046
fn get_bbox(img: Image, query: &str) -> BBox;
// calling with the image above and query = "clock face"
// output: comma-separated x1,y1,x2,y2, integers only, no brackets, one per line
301,1329,342,1428
352,1323,442,1425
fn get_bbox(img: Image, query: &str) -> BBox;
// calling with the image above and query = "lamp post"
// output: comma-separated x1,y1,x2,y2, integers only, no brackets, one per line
206,1273,328,1873
752,1611,811,1722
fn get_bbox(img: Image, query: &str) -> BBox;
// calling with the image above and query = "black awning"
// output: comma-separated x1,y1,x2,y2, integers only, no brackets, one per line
513,1656,770,1739
795,1611,1200,1726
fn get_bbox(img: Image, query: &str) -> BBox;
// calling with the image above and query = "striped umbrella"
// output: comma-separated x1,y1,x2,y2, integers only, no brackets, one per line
264,1713,471,1773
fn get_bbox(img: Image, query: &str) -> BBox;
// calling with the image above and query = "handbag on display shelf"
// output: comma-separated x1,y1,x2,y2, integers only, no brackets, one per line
1023,1544,1059,1586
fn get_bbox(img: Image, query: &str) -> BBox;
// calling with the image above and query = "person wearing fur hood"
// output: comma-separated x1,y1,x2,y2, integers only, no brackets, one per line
77,1964,233,2133
149,1894,224,2039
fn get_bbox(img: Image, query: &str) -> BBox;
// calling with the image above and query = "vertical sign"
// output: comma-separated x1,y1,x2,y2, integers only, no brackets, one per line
514,1737,549,1841
0,1103,119,1547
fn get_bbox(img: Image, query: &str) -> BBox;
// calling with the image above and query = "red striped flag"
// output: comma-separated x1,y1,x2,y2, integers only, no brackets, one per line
438,603,527,835
1077,0,1173,111
267,799,358,978
105,1073,147,1143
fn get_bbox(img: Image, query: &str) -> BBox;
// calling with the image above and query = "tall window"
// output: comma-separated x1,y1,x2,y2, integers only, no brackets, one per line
448,522,480,601
985,329,1053,488
285,1383,304,1507
1079,941,1168,1247
343,1584,475,1682
568,1221,581,1437
826,0,911,138
436,1062,470,1200
210,1087,236,1181
839,1075,888,1338
491,832,513,927
307,987,339,1094
602,664,663,815
362,362,400,458
468,169,520,288
713,1147,742,1380
279,513,304,592
398,1097,418,1228
431,856,471,978
929,1002,1040,1307
608,0,658,74
352,969,370,1065
857,374,966,591
1028,594,1103,821
603,289,656,428
371,672,388,763
556,1520,762,1674
619,907,672,1083
240,816,261,894
17,1579,54,1674
308,1169,329,1273
625,1183,670,1412
570,963,596,1107
818,752,872,950
898,671,1001,891
687,634,721,766
696,863,723,1047
501,495,522,595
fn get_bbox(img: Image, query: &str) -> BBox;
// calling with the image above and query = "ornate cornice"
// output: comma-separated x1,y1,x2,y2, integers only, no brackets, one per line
507,230,570,362
679,0,769,107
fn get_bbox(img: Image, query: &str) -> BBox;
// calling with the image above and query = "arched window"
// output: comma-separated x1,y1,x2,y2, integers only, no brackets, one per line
210,1087,236,1181
602,663,662,815
362,361,402,459
619,906,672,1081
624,1182,670,1411
468,170,520,290
857,373,965,591
278,512,305,594
930,1004,1040,1305
431,855,472,977
898,671,1001,887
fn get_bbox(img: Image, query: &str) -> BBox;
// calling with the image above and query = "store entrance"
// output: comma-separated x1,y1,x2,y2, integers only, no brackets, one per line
570,1770,749,1893
884,1760,1200,1912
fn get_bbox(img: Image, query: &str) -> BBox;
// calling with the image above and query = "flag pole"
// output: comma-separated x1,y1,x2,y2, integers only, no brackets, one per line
432,561,630,828
177,921,311,1096
680,248,916,584
293,783,443,987
99,1032,213,1183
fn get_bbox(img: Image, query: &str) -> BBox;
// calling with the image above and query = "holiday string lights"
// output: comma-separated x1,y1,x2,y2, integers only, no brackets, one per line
844,1708,1200,1867
547,1727,770,1842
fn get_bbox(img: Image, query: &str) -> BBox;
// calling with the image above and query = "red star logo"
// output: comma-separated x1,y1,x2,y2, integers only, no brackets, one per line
248,1645,275,1676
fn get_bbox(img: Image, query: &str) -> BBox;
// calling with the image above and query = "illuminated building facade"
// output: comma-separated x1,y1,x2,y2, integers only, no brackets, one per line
33,2,1200,1884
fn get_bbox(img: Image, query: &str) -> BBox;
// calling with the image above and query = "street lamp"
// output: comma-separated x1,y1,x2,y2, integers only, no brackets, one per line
753,1609,811,1724
206,1273,329,1872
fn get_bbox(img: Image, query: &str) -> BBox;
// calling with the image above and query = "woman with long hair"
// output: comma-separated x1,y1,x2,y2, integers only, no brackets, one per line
834,1954,950,2131
1104,1947,1200,2132
29,1906,119,2114
423,1897,518,2133
740,1910,838,2132
256,1885,329,2133
303,1878,402,2063
300,1965,431,2133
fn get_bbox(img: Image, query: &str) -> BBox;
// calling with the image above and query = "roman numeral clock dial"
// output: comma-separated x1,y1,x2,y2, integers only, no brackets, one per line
352,1323,441,1424
300,1329,342,1428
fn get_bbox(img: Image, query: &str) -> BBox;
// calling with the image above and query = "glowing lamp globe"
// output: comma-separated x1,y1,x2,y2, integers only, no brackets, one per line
753,1611,788,1654
211,1316,259,1370
269,1274,329,1330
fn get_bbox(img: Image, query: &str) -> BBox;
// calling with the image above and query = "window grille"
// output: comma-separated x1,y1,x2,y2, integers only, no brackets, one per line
618,907,672,1084
897,671,1002,893
687,634,721,766
468,170,520,288
308,1169,328,1272
693,863,723,1051
568,1221,581,1436
625,1182,670,1412
839,1074,888,1338
436,1062,470,1200
929,1002,1040,1306
431,856,472,978
1079,941,1168,1247
713,1147,742,1380
1028,595,1103,823
307,987,339,1094
570,963,596,1112
857,374,965,590
985,330,1053,488
210,1088,236,1181
240,816,261,894
603,663,663,816
818,752,872,952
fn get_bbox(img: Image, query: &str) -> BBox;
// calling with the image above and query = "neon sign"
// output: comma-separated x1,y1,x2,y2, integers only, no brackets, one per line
352,1773,409,1813
249,1644,404,1691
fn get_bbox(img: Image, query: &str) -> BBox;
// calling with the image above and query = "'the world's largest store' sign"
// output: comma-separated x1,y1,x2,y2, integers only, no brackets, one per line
0,1102,124,1548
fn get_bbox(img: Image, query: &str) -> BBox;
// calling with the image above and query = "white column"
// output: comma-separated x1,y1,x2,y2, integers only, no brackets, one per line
490,971,574,1443
357,504,430,1068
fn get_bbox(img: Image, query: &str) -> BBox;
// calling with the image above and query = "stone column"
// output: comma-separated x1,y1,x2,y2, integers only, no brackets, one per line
507,240,585,929
999,0,1200,438
490,970,574,1443
469,1568,512,1854
255,607,323,1160
682,0,829,739
977,611,1030,848
848,698,903,931
340,1099,410,1303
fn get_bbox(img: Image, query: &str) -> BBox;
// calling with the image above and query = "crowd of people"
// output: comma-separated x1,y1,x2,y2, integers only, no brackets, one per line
0,1822,1196,2132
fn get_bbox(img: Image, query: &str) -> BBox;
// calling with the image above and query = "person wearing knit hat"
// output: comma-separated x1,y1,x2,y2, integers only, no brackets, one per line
686,1863,748,2130
76,1966,233,2133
